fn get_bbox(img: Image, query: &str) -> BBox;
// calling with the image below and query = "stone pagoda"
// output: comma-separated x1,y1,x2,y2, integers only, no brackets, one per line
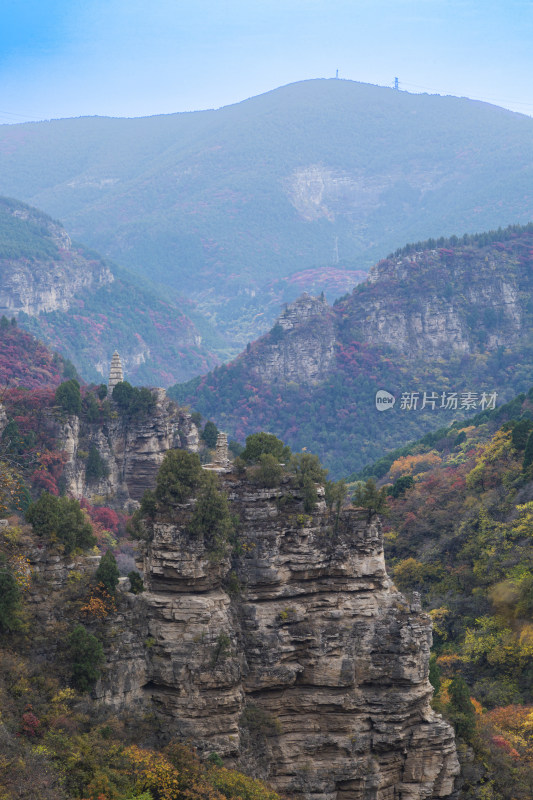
202,431,230,472
213,432,230,468
108,350,124,391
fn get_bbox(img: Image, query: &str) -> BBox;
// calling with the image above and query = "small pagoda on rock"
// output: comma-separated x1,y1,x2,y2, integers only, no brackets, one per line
203,432,230,472
108,350,124,391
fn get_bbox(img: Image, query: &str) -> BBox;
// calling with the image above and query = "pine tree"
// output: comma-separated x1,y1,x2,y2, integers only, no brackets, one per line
523,431,533,471
95,550,120,595
67,624,104,692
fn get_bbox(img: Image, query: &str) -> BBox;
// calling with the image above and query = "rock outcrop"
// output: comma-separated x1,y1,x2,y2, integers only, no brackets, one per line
60,388,199,506
99,471,459,799
0,203,114,318
359,248,525,357
249,244,530,385
250,293,336,384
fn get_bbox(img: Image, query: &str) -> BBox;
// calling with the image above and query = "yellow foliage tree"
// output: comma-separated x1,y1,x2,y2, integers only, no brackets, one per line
389,451,442,481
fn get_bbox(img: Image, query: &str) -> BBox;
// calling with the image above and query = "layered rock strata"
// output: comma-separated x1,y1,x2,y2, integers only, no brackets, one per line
251,293,336,384
0,207,114,318
60,388,199,505
128,473,459,799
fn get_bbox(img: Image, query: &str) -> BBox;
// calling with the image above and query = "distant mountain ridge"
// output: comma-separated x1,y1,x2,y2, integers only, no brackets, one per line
170,225,533,477
2,79,533,346
0,197,220,385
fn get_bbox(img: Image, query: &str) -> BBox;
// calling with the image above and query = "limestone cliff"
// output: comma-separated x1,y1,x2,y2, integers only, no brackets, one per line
98,470,459,800
250,293,336,384
246,241,531,383
0,201,114,317
59,388,199,507
359,248,526,357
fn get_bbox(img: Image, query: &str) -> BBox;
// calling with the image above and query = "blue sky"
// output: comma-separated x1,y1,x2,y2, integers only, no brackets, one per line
2,0,533,123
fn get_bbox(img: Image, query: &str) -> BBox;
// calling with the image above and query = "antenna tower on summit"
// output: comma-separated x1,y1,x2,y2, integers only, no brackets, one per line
394,77,399,90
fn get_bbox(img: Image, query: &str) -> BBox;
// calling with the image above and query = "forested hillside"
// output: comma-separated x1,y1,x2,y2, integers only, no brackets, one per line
171,225,533,478
0,316,75,390
367,388,533,798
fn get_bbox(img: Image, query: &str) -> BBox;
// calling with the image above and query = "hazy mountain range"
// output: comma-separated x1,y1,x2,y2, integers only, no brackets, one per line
2,79,533,349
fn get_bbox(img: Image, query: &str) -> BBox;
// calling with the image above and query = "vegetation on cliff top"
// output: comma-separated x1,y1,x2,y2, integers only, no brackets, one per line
0,197,61,261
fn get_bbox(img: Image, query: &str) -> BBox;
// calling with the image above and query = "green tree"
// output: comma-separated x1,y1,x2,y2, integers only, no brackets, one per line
290,452,328,485
241,432,291,464
290,452,328,512
1,419,24,455
55,379,82,415
0,557,21,632
352,479,389,516
26,494,96,554
95,550,120,595
511,419,533,450
128,571,144,594
85,445,109,482
325,479,347,513
429,653,441,694
201,420,219,449
62,359,78,380
140,489,157,519
325,479,347,531
155,449,203,507
251,453,283,488
229,439,243,457
301,475,318,512
25,492,59,538
67,624,105,692
112,381,155,417
523,431,533,471
83,393,101,423
389,475,415,498
112,380,135,410
188,472,235,558
447,674,476,742
270,322,284,343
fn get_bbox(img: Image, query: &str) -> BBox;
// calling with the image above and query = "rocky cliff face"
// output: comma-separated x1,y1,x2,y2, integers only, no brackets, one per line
249,242,530,383
97,470,459,800
359,248,525,357
60,388,199,507
0,203,114,317
250,294,336,384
